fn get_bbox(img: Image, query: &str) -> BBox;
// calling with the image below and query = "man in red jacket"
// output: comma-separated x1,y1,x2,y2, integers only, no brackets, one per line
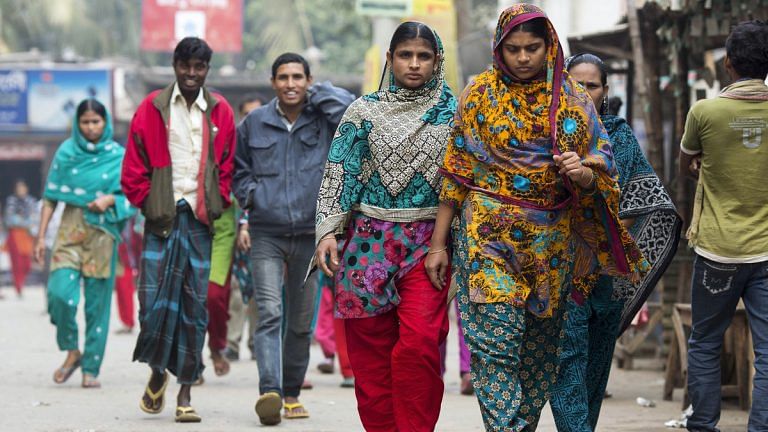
121,37,235,423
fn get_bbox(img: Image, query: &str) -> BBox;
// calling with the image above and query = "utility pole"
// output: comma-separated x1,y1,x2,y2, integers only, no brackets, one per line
626,0,664,176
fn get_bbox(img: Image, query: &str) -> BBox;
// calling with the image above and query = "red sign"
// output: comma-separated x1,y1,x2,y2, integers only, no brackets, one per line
141,0,243,53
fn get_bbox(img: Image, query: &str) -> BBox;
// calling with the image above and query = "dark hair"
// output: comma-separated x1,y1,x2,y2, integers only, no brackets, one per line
509,17,549,46
608,96,623,116
173,37,213,64
725,20,768,79
76,98,107,121
238,92,268,113
389,21,438,55
271,53,310,79
565,53,608,86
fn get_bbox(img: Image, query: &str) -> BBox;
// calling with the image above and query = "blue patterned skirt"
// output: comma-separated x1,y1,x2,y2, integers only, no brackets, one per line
133,205,212,384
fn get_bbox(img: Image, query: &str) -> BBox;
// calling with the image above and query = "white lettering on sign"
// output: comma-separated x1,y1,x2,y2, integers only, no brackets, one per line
0,70,27,92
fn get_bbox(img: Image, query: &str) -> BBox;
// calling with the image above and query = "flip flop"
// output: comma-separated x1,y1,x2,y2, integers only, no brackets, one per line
283,402,310,419
81,374,101,389
175,406,202,423
139,372,169,414
53,358,81,384
255,392,282,426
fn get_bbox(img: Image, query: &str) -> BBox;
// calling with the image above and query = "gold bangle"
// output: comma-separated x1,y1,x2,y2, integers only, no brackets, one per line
427,246,448,255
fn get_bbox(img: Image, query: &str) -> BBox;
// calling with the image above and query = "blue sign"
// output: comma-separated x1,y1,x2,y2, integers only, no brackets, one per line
27,69,112,130
0,70,28,125
0,68,111,131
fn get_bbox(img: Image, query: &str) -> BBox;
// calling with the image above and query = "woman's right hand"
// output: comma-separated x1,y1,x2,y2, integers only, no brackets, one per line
315,236,339,277
425,248,449,290
34,237,47,265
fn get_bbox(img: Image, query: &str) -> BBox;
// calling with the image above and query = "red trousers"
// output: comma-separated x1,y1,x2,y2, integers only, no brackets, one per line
345,261,449,432
7,228,32,295
115,241,136,328
114,268,136,328
207,276,232,352
316,285,354,378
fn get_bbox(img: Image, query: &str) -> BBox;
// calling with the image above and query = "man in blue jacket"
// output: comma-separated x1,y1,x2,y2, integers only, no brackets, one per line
233,52,354,426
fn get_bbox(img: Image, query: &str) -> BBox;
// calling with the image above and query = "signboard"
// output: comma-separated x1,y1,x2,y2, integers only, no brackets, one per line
362,44,382,94
0,143,47,160
141,0,243,52
0,70,28,125
356,0,412,17
410,0,463,92
0,68,112,132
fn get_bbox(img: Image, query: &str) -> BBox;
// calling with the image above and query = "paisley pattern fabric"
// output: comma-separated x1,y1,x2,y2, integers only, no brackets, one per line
550,277,622,432
315,27,457,318
439,4,648,317
315,29,456,243
455,213,569,431
550,115,681,431
602,115,682,333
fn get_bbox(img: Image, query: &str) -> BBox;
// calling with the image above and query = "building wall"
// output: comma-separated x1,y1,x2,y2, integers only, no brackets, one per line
498,0,626,54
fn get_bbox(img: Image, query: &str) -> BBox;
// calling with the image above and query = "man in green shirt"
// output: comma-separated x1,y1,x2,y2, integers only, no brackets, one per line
679,20,768,432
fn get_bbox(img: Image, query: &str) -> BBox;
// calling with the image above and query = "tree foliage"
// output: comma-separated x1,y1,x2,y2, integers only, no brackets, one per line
1,0,370,76
0,0,140,59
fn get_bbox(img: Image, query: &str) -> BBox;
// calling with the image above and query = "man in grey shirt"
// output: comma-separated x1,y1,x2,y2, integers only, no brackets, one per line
233,52,354,426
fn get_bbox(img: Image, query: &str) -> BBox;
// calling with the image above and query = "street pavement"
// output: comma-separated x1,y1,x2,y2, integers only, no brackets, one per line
0,286,749,431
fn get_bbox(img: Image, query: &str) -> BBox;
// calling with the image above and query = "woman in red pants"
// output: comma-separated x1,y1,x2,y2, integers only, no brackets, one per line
4,179,38,297
314,22,455,432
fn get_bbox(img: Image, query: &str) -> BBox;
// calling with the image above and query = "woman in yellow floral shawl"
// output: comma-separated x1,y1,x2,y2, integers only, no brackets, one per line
425,4,648,430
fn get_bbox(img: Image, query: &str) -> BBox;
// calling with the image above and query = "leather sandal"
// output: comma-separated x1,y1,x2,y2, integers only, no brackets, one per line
53,358,81,384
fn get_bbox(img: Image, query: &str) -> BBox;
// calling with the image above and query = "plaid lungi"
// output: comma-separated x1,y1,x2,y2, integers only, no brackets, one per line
133,203,212,384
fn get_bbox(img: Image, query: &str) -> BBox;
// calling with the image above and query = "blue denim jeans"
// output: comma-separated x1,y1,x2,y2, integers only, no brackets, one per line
687,254,768,432
250,232,317,398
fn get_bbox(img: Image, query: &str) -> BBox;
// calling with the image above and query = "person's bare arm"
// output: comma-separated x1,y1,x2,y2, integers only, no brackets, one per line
679,152,701,180
34,201,56,264
424,203,457,289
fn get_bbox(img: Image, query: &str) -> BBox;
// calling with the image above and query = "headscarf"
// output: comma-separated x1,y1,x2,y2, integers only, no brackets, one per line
315,24,457,244
602,114,682,334
44,101,135,240
442,4,648,301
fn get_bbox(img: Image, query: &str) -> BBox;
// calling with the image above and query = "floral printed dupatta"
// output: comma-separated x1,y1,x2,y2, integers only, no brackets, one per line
441,4,648,311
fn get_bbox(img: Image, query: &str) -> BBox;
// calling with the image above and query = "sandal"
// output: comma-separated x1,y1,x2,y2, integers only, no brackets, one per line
53,357,81,384
283,402,309,419
139,372,169,414
254,392,282,426
81,373,101,389
175,406,202,423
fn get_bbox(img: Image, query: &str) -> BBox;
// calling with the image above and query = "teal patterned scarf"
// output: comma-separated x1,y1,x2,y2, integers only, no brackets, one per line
44,103,135,239
315,26,457,243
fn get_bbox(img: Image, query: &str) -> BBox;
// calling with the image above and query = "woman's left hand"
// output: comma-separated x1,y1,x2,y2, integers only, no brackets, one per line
424,248,449,290
87,194,115,213
553,151,594,188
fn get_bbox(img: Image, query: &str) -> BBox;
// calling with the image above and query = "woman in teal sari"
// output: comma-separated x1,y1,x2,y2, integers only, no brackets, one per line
35,99,135,388
549,53,682,431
